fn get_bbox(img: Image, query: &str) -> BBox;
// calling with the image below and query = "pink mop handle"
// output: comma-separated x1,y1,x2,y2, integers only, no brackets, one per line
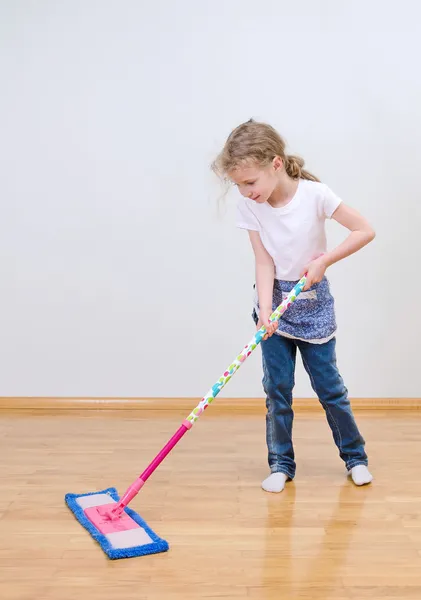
115,425,188,512
112,276,307,516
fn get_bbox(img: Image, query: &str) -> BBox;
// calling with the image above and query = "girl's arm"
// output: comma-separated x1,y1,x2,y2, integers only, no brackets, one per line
325,203,376,267
248,231,278,338
302,203,376,289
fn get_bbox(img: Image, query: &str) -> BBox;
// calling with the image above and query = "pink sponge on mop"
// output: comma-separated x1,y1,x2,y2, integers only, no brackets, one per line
65,488,169,559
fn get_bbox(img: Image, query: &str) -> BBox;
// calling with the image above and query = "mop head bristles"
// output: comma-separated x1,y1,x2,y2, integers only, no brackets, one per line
65,487,169,559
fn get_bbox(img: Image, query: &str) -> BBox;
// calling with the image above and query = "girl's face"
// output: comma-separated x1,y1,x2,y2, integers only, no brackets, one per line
229,158,281,204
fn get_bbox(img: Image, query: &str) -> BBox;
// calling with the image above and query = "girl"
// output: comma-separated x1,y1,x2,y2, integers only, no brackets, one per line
212,119,375,493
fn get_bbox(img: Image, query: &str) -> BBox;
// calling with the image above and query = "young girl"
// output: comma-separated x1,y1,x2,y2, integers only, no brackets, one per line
212,119,375,493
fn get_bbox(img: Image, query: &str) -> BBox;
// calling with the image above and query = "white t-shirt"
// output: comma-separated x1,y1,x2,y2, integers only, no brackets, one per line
236,179,342,281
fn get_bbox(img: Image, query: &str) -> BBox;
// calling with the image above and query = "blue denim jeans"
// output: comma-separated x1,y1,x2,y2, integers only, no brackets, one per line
261,334,368,479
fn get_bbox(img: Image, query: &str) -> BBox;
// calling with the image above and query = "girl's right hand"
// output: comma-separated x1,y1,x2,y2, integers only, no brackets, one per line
257,309,278,340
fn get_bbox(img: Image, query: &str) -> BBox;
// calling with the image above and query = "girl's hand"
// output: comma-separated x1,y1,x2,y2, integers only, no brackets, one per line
257,308,278,340
301,256,327,291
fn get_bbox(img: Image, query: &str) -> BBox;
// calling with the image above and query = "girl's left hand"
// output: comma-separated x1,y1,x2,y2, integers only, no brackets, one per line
301,256,327,291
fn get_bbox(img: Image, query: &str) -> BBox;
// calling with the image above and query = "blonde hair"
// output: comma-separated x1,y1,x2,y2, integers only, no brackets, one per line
212,119,319,182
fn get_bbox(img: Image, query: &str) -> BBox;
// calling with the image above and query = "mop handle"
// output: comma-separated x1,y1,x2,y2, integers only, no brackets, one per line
184,274,308,426
113,276,307,514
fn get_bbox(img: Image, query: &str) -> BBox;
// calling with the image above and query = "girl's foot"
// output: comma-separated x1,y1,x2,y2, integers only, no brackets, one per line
261,472,288,493
349,465,373,486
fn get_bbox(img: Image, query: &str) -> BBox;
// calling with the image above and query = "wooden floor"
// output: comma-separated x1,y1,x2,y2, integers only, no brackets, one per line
1,406,421,600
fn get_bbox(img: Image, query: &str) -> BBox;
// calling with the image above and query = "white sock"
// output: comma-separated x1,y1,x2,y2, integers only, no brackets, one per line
261,472,288,493
350,465,373,486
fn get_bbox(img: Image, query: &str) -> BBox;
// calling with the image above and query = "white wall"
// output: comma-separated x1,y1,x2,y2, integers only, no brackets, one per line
0,1,419,398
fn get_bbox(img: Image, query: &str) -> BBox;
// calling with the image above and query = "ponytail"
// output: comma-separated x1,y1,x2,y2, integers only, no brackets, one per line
284,154,320,182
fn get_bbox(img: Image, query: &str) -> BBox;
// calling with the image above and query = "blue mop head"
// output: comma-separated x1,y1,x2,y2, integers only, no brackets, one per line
65,487,169,559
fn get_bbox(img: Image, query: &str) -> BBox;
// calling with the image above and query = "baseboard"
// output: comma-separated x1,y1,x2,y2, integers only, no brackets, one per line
0,397,420,412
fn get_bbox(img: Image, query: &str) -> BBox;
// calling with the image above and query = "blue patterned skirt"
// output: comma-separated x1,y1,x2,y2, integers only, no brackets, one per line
252,277,337,344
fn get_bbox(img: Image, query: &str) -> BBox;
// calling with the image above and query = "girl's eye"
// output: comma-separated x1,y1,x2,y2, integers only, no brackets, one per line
234,180,256,188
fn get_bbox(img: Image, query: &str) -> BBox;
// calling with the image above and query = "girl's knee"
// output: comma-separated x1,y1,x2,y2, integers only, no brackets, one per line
263,376,294,405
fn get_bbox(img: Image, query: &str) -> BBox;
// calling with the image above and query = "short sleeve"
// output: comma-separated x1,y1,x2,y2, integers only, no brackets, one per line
322,185,342,218
236,199,260,231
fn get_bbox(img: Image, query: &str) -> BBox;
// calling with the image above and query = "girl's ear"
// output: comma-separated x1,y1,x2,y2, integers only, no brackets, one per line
272,156,283,171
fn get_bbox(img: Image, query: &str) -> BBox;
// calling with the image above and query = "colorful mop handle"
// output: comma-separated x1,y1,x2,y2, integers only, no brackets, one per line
111,275,307,517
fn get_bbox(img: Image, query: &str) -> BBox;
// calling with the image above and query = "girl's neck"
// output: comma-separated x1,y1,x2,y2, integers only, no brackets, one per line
268,174,300,208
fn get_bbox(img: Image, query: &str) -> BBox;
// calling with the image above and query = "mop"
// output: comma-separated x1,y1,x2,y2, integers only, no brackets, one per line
65,275,307,559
